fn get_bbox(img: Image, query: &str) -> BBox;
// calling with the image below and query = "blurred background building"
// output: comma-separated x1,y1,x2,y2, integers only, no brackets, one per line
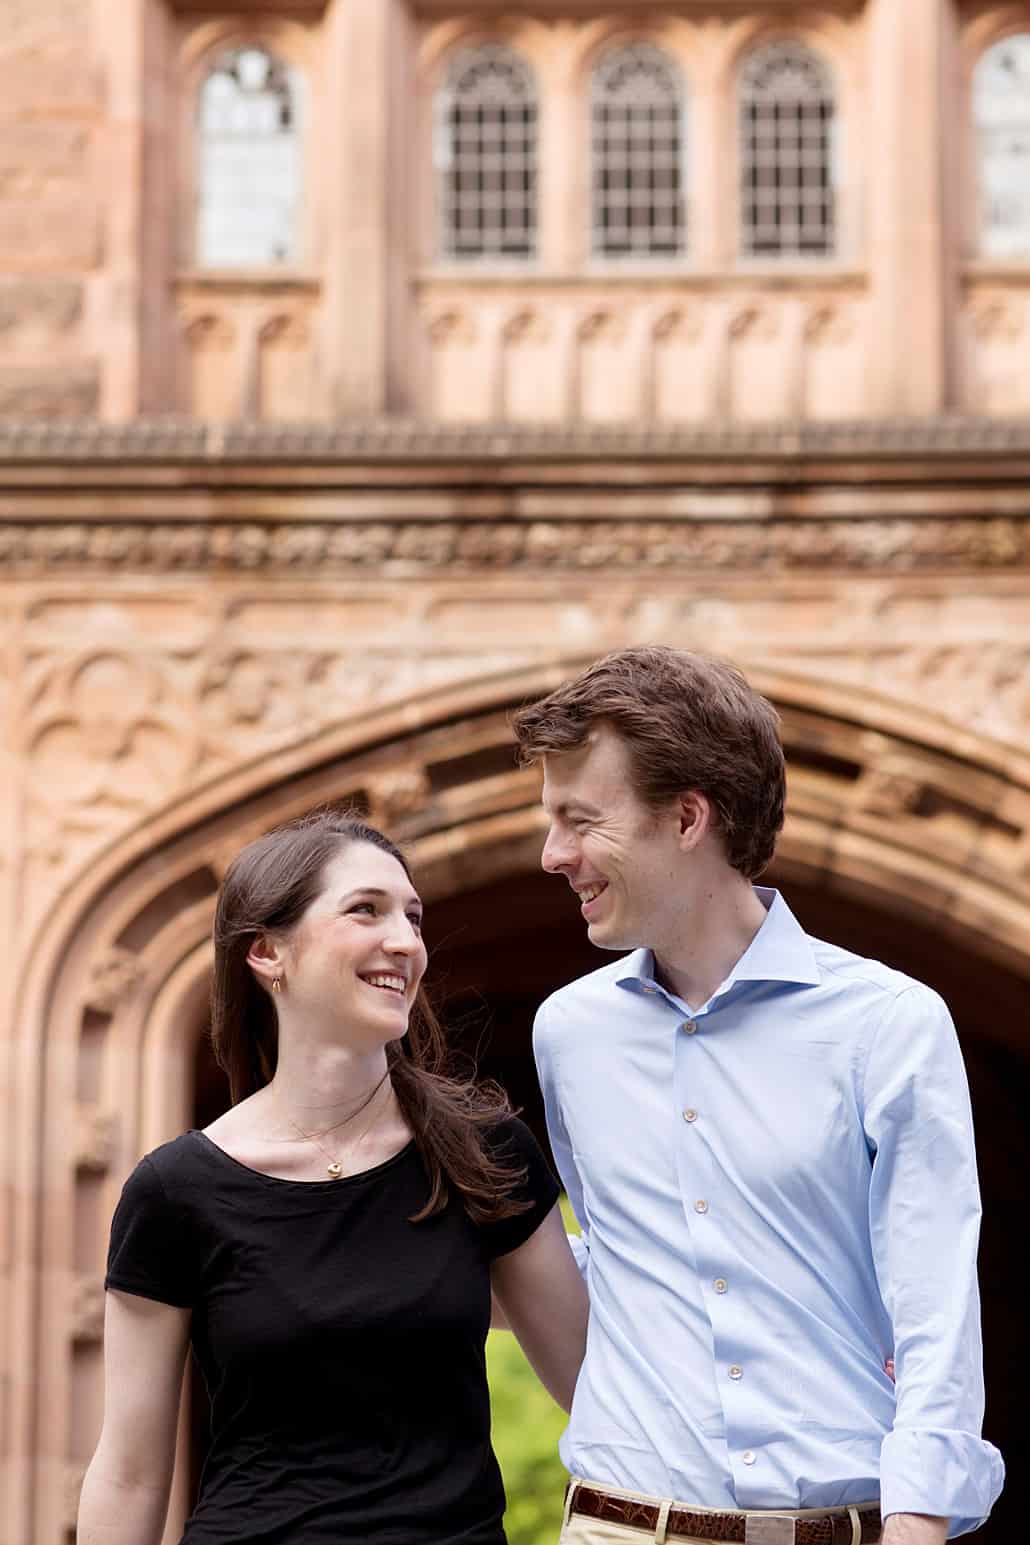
1,1,1029,1542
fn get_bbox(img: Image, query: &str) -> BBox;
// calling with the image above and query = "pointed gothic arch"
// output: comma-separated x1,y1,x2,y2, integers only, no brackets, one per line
8,659,1030,1541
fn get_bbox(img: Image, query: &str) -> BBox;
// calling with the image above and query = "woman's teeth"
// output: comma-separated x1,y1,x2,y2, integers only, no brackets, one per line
363,974,406,995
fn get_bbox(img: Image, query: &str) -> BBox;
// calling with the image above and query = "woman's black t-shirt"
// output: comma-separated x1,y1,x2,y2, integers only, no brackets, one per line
105,1118,559,1545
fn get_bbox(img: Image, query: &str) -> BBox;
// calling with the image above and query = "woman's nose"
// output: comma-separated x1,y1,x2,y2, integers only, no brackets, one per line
385,917,422,953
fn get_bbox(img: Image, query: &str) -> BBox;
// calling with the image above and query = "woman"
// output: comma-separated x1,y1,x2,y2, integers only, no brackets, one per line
78,811,587,1545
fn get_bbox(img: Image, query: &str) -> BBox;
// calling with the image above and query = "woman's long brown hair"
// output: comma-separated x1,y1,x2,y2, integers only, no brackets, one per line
210,810,530,1224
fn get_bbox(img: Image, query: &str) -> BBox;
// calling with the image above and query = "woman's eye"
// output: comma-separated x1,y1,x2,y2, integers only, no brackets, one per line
408,914,423,930
349,902,376,916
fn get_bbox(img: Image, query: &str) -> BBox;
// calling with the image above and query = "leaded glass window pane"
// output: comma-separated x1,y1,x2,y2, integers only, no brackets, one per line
436,45,537,260
591,43,685,258
197,46,303,268
739,42,835,258
974,35,1030,257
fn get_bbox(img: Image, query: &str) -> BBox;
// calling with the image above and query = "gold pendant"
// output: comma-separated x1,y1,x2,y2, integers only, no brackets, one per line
326,1160,343,1179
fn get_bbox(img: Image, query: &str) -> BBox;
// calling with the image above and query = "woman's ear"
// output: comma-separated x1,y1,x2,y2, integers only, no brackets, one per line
246,931,285,991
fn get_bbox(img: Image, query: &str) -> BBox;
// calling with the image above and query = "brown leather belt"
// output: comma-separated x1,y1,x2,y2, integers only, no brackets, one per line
568,1484,882,1544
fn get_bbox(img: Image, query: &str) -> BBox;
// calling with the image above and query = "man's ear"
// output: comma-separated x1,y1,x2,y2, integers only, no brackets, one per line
246,931,285,990
676,790,712,853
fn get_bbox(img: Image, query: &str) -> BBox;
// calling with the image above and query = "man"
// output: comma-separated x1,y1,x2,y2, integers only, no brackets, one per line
512,647,1003,1545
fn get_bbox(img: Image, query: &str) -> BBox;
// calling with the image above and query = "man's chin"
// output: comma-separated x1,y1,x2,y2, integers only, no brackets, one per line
586,919,631,952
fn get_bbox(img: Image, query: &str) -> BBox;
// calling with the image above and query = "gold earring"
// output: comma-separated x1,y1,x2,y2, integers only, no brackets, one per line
272,975,283,994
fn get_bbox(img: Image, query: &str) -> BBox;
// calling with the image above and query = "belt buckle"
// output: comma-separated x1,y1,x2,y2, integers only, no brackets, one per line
744,1517,796,1545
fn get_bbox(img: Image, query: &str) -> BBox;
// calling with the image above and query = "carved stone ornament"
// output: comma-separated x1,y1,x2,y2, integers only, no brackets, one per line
2,515,1030,574
75,1107,120,1172
367,766,432,828
84,948,145,1014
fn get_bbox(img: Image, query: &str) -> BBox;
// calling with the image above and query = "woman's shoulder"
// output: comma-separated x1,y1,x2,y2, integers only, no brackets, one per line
481,1113,559,1199
481,1112,545,1160
122,1131,209,1202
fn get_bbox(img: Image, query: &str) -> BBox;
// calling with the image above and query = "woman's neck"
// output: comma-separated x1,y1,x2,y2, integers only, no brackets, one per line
265,1037,392,1130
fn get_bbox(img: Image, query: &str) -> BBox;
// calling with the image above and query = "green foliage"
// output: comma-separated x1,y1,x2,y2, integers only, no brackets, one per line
487,1329,568,1545
486,1197,580,1545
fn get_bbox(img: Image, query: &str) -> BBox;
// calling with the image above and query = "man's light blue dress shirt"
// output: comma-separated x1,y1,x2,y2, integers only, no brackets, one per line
534,889,1003,1536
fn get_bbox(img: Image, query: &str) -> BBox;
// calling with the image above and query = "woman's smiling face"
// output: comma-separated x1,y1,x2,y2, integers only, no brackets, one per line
276,841,428,1042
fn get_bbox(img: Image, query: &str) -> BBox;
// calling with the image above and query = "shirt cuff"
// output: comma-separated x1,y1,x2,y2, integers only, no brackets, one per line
880,1427,1005,1537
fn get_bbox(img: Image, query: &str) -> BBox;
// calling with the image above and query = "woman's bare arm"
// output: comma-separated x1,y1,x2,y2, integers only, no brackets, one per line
490,1201,588,1412
77,1290,191,1545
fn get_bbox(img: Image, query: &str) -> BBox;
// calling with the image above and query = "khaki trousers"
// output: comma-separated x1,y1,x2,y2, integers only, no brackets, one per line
558,1479,880,1545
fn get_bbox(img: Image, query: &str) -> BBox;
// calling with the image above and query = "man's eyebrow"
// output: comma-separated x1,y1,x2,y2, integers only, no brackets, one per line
545,800,601,819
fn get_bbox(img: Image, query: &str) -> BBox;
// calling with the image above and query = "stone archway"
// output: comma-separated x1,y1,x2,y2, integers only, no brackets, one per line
8,661,1030,1545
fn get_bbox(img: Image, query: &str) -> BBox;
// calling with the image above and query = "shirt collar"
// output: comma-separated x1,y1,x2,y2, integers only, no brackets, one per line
616,888,822,999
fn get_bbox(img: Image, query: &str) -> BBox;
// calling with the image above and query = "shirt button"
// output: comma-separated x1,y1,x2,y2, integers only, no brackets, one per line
742,1450,756,1466
713,1278,728,1293
728,1364,743,1379
682,1021,697,1034
683,1108,698,1123
694,1199,708,1214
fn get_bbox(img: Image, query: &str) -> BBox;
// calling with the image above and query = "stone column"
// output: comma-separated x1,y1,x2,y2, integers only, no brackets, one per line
689,49,722,272
325,0,414,416
865,0,959,415
90,0,173,418
541,30,582,273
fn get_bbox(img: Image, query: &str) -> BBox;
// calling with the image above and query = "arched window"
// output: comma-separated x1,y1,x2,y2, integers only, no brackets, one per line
739,41,835,258
591,43,685,259
974,35,1030,257
436,44,537,260
197,45,303,268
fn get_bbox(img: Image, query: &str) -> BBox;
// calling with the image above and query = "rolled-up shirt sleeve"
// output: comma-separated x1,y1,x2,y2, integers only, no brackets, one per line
863,986,1004,1535
534,1002,590,1281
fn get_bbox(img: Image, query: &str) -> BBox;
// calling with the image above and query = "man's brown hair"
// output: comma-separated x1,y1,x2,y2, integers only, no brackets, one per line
511,646,785,878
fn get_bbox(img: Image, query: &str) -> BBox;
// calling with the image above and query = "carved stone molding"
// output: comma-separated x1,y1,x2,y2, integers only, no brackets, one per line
3,417,1030,460
2,515,1029,575
856,767,926,818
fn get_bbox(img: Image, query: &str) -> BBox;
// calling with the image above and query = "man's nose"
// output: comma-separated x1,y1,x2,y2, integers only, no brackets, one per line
541,827,574,874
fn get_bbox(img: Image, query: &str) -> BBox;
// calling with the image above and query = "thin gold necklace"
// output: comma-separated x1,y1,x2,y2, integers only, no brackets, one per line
283,1070,391,1180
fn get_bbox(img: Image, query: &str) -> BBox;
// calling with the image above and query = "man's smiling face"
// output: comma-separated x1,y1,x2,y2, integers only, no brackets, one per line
540,723,682,953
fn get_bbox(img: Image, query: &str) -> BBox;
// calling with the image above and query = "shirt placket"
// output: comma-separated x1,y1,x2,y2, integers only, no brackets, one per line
670,997,760,1497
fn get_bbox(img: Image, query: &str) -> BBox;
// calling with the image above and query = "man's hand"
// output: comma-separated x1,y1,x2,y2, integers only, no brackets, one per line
881,1515,948,1545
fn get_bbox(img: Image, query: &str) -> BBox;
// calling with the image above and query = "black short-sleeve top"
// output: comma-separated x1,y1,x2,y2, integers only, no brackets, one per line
105,1117,559,1545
